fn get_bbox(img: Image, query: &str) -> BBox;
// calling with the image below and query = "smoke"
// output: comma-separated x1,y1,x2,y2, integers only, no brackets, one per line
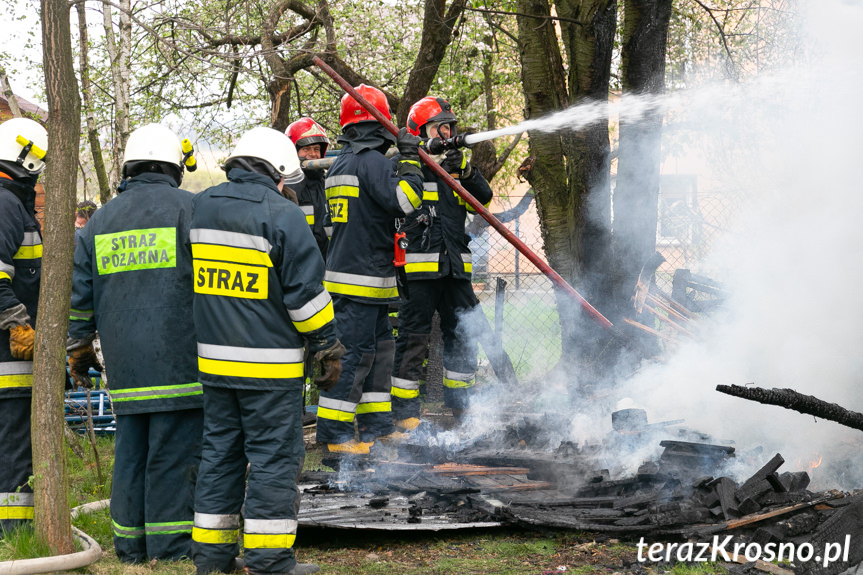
617,0,863,489
418,0,863,491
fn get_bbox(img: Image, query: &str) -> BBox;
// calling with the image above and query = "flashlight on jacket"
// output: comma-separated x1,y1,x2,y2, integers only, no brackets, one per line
181,138,198,172
425,133,471,155
394,232,408,267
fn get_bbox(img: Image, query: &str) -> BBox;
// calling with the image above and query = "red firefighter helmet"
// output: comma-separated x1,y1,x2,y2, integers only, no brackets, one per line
406,96,457,137
339,84,392,128
285,117,330,156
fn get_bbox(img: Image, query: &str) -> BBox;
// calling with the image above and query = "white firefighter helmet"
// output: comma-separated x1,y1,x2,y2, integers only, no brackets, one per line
225,127,303,184
0,117,48,177
123,123,183,169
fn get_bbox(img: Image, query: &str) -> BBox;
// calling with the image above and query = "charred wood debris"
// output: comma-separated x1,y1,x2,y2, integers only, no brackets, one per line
300,411,863,575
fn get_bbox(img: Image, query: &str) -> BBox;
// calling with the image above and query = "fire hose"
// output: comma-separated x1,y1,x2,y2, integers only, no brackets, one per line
312,56,615,332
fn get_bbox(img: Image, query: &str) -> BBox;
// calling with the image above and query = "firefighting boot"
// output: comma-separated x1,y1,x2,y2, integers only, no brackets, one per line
376,430,410,444
394,417,421,432
245,562,319,575
324,439,372,455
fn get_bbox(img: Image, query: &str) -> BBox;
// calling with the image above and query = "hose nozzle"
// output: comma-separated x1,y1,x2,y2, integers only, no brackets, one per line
425,133,471,155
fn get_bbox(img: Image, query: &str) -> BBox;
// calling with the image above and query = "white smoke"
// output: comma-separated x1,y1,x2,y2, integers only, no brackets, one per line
432,0,863,490
618,0,863,489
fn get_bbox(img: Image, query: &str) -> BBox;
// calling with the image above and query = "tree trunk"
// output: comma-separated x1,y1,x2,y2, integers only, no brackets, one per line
76,2,111,204
517,0,616,370
395,0,468,126
103,0,131,192
36,0,81,555
612,0,672,320
0,67,23,117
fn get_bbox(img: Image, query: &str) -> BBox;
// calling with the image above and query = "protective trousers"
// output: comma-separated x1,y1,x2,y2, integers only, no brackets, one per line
0,397,33,535
315,296,394,444
392,277,480,419
112,409,203,562
193,386,304,575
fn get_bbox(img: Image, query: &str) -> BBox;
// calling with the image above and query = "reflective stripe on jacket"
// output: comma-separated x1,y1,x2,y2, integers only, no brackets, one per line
69,173,202,414
402,165,493,281
191,168,337,390
324,146,423,303
290,168,330,261
0,180,41,399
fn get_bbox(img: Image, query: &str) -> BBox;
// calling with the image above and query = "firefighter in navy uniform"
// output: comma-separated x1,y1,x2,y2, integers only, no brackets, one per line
315,84,424,454
0,118,47,534
285,118,332,260
190,127,342,575
67,123,204,562
391,96,493,429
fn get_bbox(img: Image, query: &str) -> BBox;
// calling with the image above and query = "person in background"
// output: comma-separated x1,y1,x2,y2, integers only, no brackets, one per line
0,117,48,535
391,96,494,429
75,199,97,229
190,126,342,575
285,117,332,261
67,123,203,563
314,84,424,455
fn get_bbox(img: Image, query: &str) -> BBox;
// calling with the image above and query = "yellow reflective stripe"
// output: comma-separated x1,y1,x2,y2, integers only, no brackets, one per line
464,262,473,273
400,160,421,168
423,191,439,201
391,386,419,399
405,261,439,274
244,533,296,549
0,272,10,281
198,357,303,379
399,181,422,209
13,245,42,259
305,214,314,225
323,281,398,300
293,300,334,333
0,506,34,520
316,406,355,423
326,185,359,199
0,375,33,388
191,243,273,267
443,377,475,389
192,526,239,544
356,401,391,414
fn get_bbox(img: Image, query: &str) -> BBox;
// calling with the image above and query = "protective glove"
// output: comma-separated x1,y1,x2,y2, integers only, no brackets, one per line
313,340,346,392
9,324,35,360
396,127,422,163
440,149,472,179
67,345,103,389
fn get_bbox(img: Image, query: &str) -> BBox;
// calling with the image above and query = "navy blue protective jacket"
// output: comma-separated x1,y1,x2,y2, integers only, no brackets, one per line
69,172,202,414
0,177,41,399
290,168,330,260
191,168,338,390
402,164,493,281
323,145,423,304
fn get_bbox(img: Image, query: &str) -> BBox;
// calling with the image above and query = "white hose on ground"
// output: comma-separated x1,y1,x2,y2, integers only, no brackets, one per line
0,499,109,575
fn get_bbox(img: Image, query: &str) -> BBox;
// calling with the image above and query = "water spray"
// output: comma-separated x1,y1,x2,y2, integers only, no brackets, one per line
312,56,617,333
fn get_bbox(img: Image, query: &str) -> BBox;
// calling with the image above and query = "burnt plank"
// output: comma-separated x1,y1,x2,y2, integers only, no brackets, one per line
712,477,740,519
735,454,784,502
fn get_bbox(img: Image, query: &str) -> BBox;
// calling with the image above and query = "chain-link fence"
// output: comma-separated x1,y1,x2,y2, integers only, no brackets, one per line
465,177,740,382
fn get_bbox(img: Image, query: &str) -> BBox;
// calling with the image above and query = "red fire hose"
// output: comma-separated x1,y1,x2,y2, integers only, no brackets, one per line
312,56,614,331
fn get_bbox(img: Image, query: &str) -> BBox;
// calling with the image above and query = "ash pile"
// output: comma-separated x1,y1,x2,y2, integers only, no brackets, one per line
299,408,863,574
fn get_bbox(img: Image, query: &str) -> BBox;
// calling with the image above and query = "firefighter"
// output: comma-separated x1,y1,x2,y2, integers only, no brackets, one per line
67,123,203,562
190,126,342,575
285,117,332,260
315,84,424,454
0,117,47,534
391,96,494,429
